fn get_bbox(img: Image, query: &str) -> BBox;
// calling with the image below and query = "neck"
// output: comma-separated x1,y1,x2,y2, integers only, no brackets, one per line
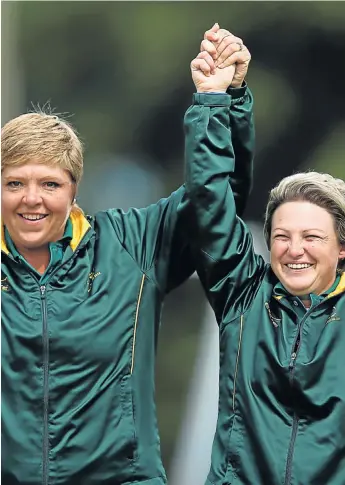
17,245,50,274
301,298,311,308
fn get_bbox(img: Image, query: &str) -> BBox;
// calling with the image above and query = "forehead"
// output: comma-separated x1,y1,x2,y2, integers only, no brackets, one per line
2,162,71,180
272,201,334,231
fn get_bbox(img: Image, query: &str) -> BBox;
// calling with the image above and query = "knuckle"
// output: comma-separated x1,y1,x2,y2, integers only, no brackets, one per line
223,36,236,46
219,28,231,36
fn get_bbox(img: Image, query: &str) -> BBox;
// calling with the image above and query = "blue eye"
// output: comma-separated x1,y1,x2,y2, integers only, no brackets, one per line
7,181,22,188
43,181,60,189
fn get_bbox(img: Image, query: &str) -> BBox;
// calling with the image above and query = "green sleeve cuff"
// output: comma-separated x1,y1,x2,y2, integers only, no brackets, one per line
227,81,247,99
192,93,231,107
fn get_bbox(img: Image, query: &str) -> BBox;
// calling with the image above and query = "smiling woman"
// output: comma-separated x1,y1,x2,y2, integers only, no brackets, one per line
2,163,75,270
0,24,256,485
264,173,345,306
183,90,345,484
1,112,82,274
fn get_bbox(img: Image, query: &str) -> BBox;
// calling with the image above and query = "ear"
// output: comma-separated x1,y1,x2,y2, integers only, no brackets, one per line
339,245,345,260
71,186,78,204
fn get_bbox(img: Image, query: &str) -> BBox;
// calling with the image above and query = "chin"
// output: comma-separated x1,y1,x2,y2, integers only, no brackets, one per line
280,277,314,296
20,238,49,250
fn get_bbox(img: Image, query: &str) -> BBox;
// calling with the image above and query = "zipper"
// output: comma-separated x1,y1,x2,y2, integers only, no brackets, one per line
40,285,49,485
284,333,300,485
3,230,93,485
283,296,340,483
289,333,300,371
283,301,317,484
284,414,299,485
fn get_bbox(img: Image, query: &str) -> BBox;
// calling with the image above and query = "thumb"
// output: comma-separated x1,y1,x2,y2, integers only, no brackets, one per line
205,23,220,42
210,22,219,33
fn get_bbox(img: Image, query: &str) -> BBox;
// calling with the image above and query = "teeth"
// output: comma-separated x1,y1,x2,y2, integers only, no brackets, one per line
287,263,312,269
21,214,46,221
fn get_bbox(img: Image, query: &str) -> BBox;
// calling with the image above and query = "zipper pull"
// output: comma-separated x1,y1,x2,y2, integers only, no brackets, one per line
40,285,46,297
289,352,297,369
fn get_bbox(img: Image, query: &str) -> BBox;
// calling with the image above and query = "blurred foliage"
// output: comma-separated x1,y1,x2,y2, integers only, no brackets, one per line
3,0,345,475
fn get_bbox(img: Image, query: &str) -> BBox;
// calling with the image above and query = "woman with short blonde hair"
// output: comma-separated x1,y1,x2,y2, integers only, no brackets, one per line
1,25,254,485
185,47,345,485
264,172,345,269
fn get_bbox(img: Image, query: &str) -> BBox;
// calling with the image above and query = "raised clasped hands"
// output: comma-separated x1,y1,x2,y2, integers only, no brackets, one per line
191,23,251,93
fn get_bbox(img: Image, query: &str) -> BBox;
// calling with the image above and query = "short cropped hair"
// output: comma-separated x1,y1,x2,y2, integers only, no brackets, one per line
1,110,83,185
264,172,345,270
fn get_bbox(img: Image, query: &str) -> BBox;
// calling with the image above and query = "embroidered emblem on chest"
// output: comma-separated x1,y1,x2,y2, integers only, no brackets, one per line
1,276,10,292
326,307,340,324
87,271,101,293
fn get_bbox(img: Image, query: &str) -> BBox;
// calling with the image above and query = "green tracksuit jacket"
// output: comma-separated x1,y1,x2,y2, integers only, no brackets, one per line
1,87,255,485
182,92,345,485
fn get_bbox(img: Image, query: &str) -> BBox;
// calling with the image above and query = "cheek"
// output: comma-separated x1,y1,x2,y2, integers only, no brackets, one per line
270,241,288,261
45,196,73,218
305,241,324,256
1,193,19,218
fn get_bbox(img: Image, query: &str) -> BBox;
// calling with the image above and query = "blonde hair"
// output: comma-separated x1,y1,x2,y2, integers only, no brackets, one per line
264,172,345,270
1,109,84,214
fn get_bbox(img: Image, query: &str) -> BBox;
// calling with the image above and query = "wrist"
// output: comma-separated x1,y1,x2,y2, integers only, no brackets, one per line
230,79,245,89
197,88,227,93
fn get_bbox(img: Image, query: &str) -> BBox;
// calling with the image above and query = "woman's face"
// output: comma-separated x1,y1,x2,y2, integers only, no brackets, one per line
270,201,345,296
1,162,75,252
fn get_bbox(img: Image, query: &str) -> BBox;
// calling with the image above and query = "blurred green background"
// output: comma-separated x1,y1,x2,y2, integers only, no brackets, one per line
2,1,345,481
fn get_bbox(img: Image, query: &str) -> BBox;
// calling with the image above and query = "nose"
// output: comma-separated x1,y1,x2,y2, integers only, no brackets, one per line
288,238,305,258
22,185,43,206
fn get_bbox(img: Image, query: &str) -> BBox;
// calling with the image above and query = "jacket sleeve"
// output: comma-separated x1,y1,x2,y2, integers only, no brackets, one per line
109,88,256,296
226,84,254,216
181,91,265,322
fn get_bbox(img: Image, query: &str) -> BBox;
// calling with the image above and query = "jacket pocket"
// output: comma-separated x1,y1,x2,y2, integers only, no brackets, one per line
120,374,137,461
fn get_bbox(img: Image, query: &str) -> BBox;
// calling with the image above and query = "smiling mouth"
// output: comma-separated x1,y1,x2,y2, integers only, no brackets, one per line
286,263,313,270
19,214,48,221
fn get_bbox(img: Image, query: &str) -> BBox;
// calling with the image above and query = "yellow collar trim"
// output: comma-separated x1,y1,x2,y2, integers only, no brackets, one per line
1,225,9,255
1,209,91,255
68,208,91,251
327,272,345,299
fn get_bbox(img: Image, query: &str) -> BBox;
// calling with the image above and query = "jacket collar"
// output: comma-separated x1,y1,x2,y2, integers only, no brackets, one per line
327,272,345,299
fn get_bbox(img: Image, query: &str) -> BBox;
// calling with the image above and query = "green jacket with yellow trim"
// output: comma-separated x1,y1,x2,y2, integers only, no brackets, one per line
1,87,255,485
182,92,345,485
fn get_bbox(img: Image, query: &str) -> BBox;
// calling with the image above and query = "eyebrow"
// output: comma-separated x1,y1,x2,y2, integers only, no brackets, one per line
272,228,326,233
3,174,67,182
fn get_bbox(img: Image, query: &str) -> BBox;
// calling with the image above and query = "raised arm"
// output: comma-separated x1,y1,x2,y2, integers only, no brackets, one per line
182,29,265,321
108,27,258,296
